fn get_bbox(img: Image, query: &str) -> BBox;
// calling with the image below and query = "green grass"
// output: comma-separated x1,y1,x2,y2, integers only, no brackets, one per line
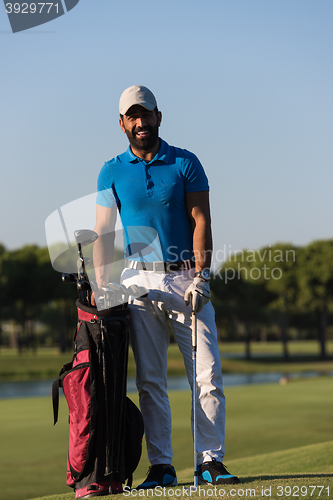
1,378,333,500
28,442,333,500
1,341,333,381
0,348,74,381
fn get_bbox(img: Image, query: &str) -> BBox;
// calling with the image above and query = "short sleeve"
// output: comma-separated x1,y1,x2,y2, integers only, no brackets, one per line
182,152,209,192
96,161,118,208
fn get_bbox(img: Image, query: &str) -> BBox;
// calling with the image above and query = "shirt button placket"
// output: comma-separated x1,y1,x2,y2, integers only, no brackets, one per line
145,164,154,197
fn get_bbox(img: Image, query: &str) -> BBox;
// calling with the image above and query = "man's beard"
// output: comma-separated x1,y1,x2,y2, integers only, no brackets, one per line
125,123,159,152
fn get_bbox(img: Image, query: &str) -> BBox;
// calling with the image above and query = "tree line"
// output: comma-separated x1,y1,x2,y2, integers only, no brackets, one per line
0,239,332,357
0,244,77,352
210,239,333,359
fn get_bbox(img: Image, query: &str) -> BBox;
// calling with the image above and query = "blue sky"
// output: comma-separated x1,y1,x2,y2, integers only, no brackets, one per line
1,0,332,263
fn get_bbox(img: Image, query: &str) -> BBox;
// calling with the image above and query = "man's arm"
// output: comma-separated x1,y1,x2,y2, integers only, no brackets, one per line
185,190,212,272
93,204,117,288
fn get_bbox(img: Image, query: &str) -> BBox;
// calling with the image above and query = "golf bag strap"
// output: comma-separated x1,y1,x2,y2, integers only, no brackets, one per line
52,361,73,425
127,474,133,489
77,309,100,323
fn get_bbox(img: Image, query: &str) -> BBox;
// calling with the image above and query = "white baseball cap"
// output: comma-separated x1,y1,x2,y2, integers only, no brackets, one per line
119,85,157,115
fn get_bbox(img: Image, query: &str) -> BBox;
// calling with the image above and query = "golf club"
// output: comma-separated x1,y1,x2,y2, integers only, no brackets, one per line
192,308,198,489
74,229,99,247
101,286,113,309
126,284,148,299
118,284,130,304
77,257,91,269
62,273,78,284
100,283,121,309
62,273,82,302
73,229,99,305
77,280,91,292
106,283,123,307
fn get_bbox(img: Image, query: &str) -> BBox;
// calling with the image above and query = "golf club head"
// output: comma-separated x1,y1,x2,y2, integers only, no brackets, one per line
127,284,148,298
118,284,129,296
118,284,128,292
62,273,78,283
77,257,91,267
114,284,130,304
77,257,91,281
74,229,99,247
106,282,122,292
77,280,91,291
101,286,115,309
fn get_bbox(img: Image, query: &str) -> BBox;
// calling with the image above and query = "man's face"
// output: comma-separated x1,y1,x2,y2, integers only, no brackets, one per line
119,105,162,152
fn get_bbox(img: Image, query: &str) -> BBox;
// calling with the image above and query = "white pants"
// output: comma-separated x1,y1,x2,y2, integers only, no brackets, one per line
121,267,225,466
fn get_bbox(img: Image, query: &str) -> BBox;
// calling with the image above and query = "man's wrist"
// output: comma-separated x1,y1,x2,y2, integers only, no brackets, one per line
194,269,211,281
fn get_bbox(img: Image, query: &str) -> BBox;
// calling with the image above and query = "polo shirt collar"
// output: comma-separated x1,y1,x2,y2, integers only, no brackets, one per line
125,138,171,164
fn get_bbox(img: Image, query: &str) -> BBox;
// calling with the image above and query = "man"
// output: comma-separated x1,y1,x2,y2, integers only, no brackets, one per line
93,85,239,489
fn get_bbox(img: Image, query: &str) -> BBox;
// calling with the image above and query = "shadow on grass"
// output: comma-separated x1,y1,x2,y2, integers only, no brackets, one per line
243,473,333,483
165,472,333,488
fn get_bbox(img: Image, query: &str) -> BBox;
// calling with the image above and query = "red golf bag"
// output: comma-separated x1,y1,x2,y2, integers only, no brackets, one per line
52,299,144,493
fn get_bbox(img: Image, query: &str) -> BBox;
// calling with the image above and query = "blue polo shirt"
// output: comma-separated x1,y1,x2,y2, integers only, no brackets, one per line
96,138,209,262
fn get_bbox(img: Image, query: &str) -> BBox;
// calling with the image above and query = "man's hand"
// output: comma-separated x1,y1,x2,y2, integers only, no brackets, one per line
184,277,211,313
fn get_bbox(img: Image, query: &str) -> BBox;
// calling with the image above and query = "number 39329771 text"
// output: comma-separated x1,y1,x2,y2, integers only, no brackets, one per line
5,3,59,14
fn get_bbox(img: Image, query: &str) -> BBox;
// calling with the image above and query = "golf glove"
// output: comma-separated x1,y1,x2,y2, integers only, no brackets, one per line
184,277,211,313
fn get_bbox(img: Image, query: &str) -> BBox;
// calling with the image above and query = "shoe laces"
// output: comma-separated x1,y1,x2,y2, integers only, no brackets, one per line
145,464,165,479
203,458,229,474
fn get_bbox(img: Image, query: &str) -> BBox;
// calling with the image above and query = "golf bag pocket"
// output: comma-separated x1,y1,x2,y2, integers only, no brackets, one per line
52,359,93,486
62,362,91,484
72,348,89,366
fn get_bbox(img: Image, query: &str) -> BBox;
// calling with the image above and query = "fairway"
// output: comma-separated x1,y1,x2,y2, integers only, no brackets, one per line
1,341,333,381
0,378,332,500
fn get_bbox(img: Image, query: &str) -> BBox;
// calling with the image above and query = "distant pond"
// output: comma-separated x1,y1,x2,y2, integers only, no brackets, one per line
0,371,332,399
